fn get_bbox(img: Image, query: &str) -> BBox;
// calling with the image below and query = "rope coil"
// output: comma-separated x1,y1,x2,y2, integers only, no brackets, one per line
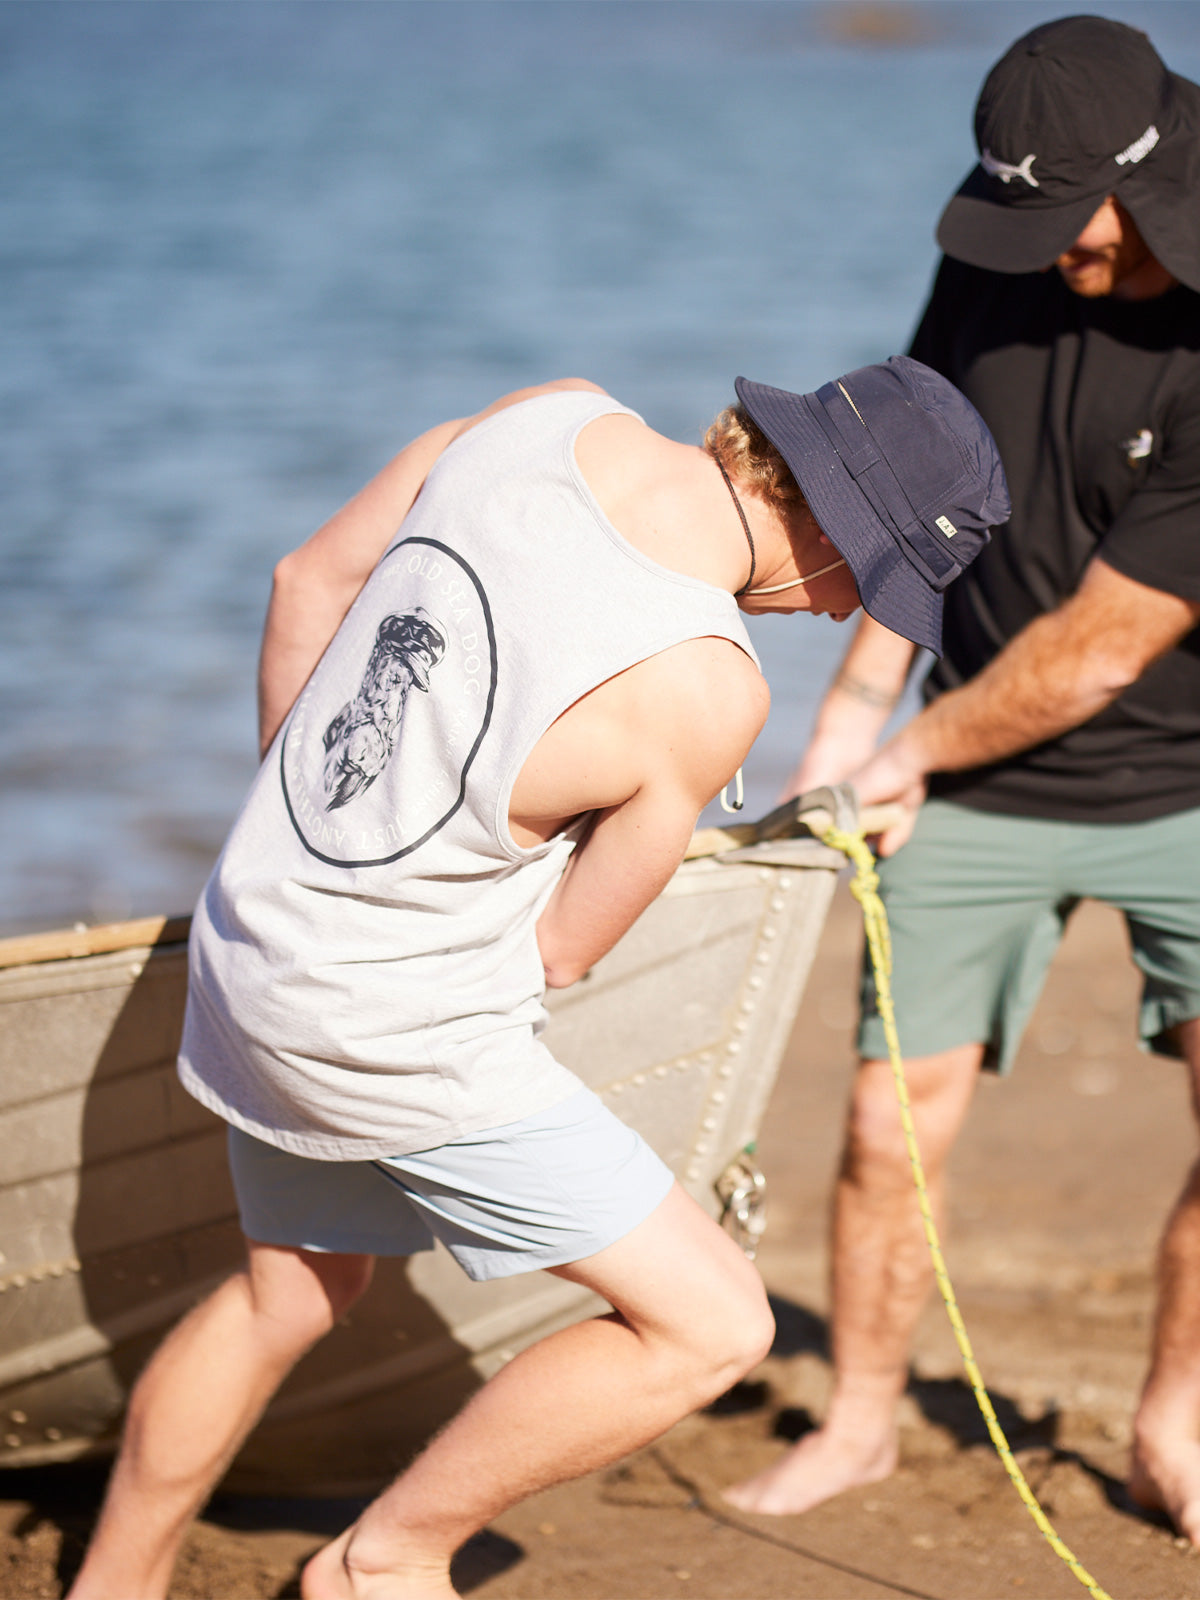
822,821,1114,1600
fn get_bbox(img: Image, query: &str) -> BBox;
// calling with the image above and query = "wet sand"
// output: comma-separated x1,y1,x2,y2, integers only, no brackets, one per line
4,885,1199,1598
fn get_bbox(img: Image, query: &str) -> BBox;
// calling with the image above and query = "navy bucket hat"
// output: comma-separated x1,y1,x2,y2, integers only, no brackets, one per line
735,356,1010,656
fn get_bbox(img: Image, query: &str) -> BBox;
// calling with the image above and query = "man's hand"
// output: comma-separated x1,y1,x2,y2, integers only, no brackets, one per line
781,616,917,800
785,712,884,801
848,744,928,855
844,557,1200,855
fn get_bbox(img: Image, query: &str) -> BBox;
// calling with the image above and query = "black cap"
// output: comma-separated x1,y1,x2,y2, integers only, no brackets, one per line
937,15,1200,292
735,357,1010,657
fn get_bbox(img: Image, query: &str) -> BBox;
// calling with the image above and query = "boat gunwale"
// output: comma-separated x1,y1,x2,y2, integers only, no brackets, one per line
0,916,193,972
0,832,845,975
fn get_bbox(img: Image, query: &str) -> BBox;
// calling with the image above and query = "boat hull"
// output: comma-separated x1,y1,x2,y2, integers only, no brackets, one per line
0,838,840,1492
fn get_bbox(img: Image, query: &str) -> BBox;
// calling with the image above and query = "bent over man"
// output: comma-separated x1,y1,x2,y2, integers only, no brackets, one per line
728,15,1200,1544
67,360,1006,1599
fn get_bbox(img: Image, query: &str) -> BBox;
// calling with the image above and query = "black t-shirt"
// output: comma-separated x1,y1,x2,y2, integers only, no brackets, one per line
910,255,1200,821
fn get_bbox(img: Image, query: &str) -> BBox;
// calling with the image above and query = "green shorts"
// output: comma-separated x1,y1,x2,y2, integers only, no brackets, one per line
857,799,1200,1074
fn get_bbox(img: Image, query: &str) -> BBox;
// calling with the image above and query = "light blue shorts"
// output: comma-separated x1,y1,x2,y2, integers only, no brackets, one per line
227,1087,675,1282
858,799,1200,1074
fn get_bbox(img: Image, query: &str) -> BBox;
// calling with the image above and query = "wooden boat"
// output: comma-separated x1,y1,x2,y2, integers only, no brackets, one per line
0,790,856,1494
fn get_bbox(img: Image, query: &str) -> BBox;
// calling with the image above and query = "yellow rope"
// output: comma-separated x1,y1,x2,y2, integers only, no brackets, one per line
822,822,1114,1600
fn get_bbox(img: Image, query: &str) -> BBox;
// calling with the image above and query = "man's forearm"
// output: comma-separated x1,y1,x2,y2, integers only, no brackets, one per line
257,556,362,757
786,615,916,795
849,562,1200,855
874,559,1200,787
536,785,708,989
818,615,915,729
892,616,1112,776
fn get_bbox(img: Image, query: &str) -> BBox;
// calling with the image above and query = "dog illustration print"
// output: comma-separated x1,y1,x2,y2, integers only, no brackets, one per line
321,608,447,810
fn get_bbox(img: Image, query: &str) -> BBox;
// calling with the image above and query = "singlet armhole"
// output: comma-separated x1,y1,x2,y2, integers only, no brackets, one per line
493,632,764,864
461,390,759,861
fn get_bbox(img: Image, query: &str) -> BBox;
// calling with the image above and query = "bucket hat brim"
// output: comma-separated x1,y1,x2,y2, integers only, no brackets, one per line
735,380,944,656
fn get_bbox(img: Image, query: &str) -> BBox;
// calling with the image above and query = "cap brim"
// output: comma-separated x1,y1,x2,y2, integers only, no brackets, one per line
735,379,944,655
1118,75,1200,294
936,165,1101,275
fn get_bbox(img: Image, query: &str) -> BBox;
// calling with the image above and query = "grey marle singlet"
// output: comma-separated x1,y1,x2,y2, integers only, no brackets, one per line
178,390,758,1159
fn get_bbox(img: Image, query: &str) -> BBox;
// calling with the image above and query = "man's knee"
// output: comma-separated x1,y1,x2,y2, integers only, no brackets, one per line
674,1259,775,1400
305,1249,375,1320
246,1244,375,1347
565,1188,774,1398
843,1047,981,1184
728,1277,776,1374
843,1067,910,1181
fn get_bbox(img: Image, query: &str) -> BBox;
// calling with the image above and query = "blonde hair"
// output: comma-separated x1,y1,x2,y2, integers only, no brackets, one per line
703,404,806,512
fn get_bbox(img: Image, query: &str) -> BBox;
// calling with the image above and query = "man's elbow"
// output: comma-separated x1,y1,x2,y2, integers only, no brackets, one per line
270,549,299,600
1049,620,1156,708
539,923,593,988
271,543,369,614
1064,563,1200,700
1084,644,1155,702
270,547,327,612
542,954,589,990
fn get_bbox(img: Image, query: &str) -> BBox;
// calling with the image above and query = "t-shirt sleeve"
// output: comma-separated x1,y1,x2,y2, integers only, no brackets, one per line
1098,376,1200,602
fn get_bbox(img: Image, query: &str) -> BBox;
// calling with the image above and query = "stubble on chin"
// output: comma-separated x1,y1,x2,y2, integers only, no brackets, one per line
1056,257,1117,298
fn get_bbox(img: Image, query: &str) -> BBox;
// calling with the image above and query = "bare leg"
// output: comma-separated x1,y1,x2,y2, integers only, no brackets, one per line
1131,1017,1200,1543
302,1183,773,1600
66,1242,373,1600
724,1044,982,1515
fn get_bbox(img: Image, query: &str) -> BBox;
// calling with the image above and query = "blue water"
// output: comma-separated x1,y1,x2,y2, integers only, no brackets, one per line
5,0,1200,934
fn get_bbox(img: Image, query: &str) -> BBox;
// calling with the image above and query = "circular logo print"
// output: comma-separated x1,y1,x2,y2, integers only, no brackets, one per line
280,537,496,867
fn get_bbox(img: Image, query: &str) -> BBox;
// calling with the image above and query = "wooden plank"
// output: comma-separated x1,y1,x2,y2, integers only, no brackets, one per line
0,916,193,973
0,950,189,1105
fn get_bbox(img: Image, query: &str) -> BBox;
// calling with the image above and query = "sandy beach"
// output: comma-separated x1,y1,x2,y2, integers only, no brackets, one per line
3,882,1199,1599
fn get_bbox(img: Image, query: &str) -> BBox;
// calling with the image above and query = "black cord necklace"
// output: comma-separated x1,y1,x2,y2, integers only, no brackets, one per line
715,457,756,597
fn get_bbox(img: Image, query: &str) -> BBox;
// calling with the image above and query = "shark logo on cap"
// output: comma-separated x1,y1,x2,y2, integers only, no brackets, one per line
980,148,1039,188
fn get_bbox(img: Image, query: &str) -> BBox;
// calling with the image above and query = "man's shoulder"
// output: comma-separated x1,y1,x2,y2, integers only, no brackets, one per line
640,635,767,723
911,256,1064,375
630,636,768,773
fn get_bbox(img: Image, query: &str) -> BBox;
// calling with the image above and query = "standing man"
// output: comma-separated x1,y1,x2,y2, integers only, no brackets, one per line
727,16,1200,1543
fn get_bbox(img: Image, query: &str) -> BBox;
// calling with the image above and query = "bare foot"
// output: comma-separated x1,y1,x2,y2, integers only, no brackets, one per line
1129,1437,1200,1545
722,1425,898,1516
301,1527,460,1600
